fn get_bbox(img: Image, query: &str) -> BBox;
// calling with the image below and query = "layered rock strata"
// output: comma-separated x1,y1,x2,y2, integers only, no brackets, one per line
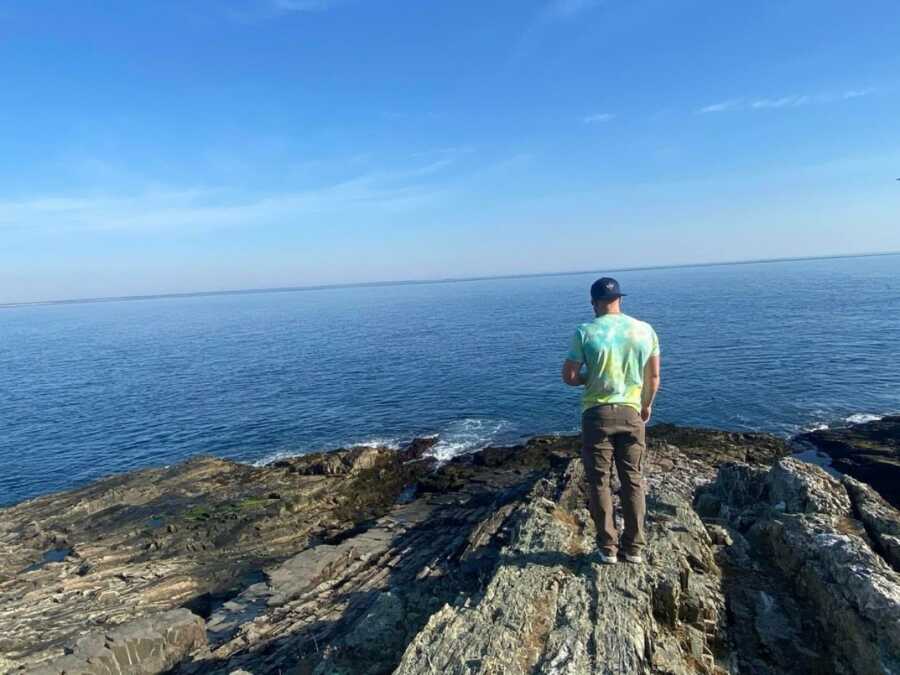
2,424,898,675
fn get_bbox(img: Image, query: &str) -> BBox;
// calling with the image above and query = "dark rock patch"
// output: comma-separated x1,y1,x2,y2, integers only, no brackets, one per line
796,415,900,507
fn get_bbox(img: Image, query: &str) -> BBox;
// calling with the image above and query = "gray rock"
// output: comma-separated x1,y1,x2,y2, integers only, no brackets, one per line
843,475,900,570
766,457,852,516
393,483,725,675
8,423,894,675
702,457,900,674
752,591,798,653
21,609,206,675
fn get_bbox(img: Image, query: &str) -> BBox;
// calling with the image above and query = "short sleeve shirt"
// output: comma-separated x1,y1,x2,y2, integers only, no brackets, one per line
567,313,660,412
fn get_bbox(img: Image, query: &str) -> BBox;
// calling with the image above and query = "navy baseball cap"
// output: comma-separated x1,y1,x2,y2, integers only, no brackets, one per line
590,277,626,301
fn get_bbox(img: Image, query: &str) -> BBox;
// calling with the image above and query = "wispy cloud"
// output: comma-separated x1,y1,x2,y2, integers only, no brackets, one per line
841,88,875,100
698,100,742,114
750,96,810,109
583,112,615,124
0,160,455,234
698,88,875,114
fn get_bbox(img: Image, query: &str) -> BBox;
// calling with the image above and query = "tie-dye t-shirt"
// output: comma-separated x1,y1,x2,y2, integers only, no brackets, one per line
566,313,660,413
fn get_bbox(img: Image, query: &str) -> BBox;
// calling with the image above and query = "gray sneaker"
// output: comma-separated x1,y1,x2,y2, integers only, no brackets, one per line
597,552,617,565
622,553,643,564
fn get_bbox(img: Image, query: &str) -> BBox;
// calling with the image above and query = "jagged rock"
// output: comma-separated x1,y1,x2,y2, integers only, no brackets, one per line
278,445,393,475
698,457,900,675
9,422,889,675
843,475,900,571
0,445,426,669
397,436,440,462
766,457,852,516
796,415,900,507
19,608,206,674
393,481,725,675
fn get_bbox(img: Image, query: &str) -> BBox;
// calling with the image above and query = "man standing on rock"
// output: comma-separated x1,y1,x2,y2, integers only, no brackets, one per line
562,277,661,564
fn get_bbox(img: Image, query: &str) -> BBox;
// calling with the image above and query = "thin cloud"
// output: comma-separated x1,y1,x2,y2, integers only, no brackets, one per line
583,112,615,124
699,88,875,114
698,100,742,114
751,95,810,109
0,161,454,234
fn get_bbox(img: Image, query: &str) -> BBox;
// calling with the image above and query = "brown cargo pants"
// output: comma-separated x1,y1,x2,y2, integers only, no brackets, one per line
581,404,647,557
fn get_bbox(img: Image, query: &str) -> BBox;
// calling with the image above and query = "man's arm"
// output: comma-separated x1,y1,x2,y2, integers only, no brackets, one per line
640,355,661,422
561,359,586,387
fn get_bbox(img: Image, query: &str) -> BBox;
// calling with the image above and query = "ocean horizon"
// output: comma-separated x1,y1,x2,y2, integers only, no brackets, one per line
2,250,897,309
3,252,898,506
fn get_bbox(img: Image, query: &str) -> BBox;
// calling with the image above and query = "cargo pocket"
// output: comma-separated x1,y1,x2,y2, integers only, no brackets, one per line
629,408,647,474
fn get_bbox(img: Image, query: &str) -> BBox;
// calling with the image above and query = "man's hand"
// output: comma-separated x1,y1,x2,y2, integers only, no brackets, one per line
640,405,652,423
561,359,585,387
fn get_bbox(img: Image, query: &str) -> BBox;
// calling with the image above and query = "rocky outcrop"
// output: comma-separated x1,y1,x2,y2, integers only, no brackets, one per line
21,609,207,675
843,475,900,570
697,458,900,674
5,422,898,674
171,430,739,675
796,415,900,507
0,441,437,670
392,478,724,674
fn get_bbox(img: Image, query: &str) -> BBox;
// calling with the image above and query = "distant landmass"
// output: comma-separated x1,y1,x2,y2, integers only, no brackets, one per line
3,250,899,309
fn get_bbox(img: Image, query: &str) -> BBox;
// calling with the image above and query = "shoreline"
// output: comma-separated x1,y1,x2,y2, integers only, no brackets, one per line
3,412,892,510
2,420,898,673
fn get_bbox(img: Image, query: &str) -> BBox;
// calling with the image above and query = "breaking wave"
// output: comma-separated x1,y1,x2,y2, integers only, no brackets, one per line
424,418,515,463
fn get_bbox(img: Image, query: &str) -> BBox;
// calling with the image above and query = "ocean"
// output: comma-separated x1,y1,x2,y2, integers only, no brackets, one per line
2,254,898,506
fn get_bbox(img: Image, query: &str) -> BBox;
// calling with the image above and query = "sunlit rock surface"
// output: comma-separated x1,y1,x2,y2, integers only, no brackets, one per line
3,424,898,674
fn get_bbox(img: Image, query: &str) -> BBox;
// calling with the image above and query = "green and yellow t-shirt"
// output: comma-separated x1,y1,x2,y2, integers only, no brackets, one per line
567,313,660,413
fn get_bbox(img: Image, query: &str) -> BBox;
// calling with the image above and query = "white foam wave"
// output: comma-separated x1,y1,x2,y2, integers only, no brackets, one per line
797,412,887,436
349,437,402,450
845,413,882,425
253,450,298,467
425,418,513,463
801,423,830,433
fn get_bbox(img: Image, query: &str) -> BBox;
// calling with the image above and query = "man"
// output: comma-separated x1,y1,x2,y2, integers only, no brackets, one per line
561,277,660,565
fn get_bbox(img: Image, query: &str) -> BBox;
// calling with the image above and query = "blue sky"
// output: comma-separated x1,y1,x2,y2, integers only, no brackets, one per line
1,0,899,303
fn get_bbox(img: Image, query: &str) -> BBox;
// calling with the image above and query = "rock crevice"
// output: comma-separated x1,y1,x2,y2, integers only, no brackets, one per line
697,457,900,674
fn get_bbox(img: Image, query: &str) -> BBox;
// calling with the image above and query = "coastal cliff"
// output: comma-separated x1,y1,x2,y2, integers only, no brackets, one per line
2,423,899,675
